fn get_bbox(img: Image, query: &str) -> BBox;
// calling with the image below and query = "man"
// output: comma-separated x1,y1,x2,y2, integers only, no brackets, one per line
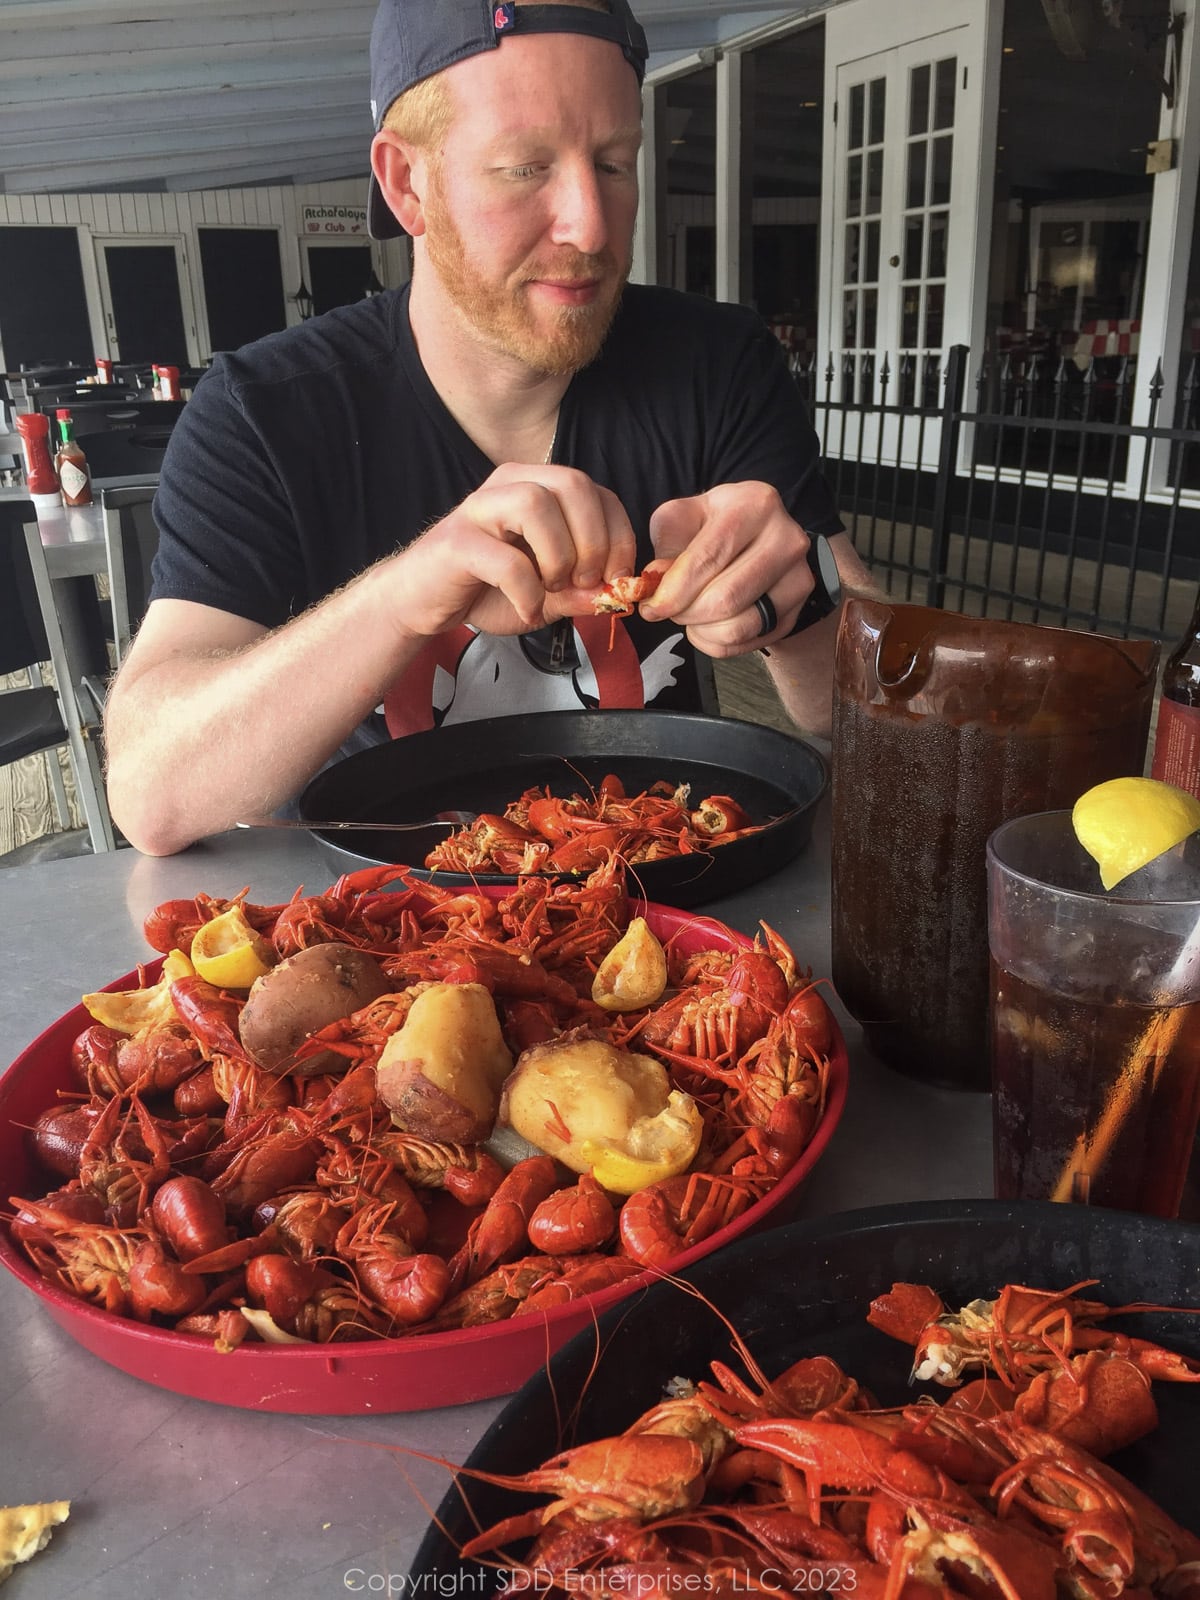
104,0,869,857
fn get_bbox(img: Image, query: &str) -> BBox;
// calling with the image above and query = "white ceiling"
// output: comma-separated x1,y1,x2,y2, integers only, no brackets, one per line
0,0,803,197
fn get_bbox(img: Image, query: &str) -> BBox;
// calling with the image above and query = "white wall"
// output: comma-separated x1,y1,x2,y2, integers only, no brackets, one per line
0,180,410,369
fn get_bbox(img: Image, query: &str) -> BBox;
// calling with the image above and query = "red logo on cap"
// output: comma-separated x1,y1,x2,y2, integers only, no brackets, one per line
494,4,515,30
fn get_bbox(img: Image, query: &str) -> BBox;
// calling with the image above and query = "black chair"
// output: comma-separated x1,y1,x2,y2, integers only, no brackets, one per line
0,503,77,840
100,484,160,664
80,426,175,482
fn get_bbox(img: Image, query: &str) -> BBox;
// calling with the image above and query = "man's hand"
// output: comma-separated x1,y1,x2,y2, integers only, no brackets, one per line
636,482,817,655
387,461,640,640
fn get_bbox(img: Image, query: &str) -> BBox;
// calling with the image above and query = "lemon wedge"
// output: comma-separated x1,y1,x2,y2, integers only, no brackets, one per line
82,947,194,1033
580,1090,703,1195
591,917,669,1012
190,905,276,990
1072,776,1200,891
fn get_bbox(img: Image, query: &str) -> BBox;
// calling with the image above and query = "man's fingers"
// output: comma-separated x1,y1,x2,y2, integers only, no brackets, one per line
642,483,815,636
399,518,547,632
483,465,636,591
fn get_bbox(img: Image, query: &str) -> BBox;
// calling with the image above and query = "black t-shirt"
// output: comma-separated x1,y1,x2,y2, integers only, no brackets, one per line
153,283,842,747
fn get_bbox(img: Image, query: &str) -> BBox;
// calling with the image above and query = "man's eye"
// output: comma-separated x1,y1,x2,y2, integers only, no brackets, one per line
509,165,544,179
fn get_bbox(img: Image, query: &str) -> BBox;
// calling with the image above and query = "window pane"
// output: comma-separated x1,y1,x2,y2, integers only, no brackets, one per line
849,82,864,150
865,220,880,282
868,77,886,145
845,223,860,284
922,353,941,406
847,152,862,218
931,135,953,205
866,148,884,213
928,212,948,278
843,289,859,347
862,287,878,347
934,57,956,130
909,63,930,135
904,216,925,280
902,287,920,348
925,282,945,349
906,141,927,210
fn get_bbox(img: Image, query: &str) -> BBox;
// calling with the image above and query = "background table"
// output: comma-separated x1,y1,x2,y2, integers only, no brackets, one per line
20,500,115,851
0,814,991,1597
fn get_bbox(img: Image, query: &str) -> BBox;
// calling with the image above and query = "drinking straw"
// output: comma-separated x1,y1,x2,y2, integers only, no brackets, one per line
1049,902,1200,1203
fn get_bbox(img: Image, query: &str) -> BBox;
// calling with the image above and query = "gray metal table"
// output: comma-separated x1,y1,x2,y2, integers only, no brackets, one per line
0,814,991,1598
17,499,116,852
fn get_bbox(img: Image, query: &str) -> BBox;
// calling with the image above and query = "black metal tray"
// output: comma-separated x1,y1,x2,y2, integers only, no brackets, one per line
409,1199,1200,1587
299,710,827,909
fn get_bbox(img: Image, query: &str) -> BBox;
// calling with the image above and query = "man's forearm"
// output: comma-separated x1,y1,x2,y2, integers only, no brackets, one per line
759,609,839,736
759,534,881,737
105,570,426,856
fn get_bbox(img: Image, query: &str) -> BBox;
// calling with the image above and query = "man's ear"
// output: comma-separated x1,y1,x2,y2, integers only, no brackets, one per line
371,130,428,237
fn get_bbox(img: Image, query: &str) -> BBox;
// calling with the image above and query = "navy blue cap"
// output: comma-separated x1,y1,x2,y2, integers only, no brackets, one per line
367,0,649,240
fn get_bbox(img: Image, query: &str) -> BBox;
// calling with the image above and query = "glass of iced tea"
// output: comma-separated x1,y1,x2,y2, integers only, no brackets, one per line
987,809,1200,1218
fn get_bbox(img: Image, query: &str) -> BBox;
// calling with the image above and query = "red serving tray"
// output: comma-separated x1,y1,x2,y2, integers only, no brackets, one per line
0,901,847,1414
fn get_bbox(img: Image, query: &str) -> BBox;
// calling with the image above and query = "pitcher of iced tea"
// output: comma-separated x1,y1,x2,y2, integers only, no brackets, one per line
830,599,1159,1091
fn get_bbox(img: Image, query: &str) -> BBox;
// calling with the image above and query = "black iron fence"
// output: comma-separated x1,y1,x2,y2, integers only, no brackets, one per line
794,345,1200,644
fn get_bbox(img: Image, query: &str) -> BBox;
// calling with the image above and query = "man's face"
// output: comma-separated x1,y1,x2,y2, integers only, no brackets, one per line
417,34,643,375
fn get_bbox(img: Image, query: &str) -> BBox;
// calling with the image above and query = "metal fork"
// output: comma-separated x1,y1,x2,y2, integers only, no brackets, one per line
235,810,476,833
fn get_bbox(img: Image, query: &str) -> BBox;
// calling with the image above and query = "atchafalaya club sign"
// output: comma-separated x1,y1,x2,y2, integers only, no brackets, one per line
302,205,367,235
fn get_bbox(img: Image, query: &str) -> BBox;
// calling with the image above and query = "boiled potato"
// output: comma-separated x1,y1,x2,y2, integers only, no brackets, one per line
376,982,513,1143
499,1036,673,1173
238,942,392,1076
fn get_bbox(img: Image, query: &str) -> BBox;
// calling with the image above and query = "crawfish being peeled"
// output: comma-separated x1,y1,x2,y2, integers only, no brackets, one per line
425,774,765,876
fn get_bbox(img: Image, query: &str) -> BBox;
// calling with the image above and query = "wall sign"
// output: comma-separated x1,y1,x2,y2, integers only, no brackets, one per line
301,205,367,236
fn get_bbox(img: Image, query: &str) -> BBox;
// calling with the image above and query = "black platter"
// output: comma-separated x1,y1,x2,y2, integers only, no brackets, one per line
300,710,828,908
408,1199,1200,1589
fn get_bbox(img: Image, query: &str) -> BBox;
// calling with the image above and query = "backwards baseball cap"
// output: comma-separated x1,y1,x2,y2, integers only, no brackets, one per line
367,0,649,240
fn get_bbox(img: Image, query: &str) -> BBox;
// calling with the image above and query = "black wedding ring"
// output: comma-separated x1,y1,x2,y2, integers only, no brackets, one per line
754,593,778,636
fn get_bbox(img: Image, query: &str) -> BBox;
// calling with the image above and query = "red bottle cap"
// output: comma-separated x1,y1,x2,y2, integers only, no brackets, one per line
56,408,71,420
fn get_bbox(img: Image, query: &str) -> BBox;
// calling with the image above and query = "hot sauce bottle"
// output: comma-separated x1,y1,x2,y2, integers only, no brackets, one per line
1150,588,1200,800
14,411,61,506
53,409,94,507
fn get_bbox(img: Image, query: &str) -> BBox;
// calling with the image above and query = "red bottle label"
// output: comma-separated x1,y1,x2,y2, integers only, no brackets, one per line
1150,696,1200,799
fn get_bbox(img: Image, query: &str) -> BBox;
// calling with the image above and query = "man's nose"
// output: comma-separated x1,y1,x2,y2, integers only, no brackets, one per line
548,163,609,255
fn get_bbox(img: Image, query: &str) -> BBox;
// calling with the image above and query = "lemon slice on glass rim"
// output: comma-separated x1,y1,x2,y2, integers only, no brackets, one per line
1072,776,1200,892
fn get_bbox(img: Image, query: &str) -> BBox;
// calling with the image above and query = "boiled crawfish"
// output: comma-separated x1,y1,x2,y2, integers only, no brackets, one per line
450,1279,1200,1598
12,856,833,1352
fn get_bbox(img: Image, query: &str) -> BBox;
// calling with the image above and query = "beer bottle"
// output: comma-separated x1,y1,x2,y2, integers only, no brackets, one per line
53,409,93,507
1150,588,1200,799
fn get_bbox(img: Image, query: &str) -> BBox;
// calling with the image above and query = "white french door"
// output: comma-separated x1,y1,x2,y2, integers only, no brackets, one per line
822,0,993,465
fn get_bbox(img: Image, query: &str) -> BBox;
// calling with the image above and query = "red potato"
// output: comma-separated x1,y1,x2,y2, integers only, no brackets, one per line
376,982,514,1143
237,942,392,1076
